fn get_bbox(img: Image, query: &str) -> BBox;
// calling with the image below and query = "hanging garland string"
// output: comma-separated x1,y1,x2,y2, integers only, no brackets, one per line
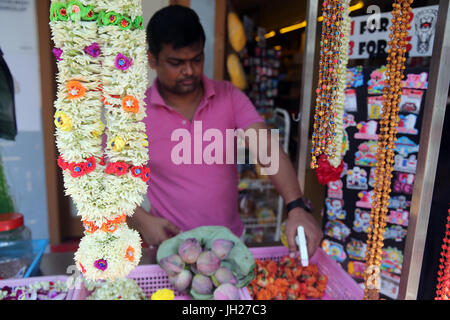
311,0,351,180
49,0,149,281
363,0,413,300
435,206,450,300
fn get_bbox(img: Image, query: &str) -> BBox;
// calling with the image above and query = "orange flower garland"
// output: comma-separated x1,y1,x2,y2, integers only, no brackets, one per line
363,0,413,300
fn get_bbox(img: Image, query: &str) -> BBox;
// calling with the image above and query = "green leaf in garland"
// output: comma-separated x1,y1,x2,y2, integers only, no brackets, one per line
118,16,132,30
97,11,105,27
133,16,144,30
102,11,120,26
82,5,97,21
54,3,69,21
67,0,84,22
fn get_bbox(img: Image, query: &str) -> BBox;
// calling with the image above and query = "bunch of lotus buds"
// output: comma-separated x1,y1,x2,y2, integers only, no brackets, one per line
159,238,241,300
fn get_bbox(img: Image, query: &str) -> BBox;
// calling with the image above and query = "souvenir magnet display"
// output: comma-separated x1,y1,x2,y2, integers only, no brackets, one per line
346,65,364,88
346,167,368,190
355,141,378,167
346,238,367,261
321,239,347,263
386,210,409,227
353,209,371,233
354,121,379,140
325,220,351,241
325,198,347,220
367,95,384,120
394,154,417,173
344,89,358,112
397,114,418,135
395,136,419,157
399,89,424,114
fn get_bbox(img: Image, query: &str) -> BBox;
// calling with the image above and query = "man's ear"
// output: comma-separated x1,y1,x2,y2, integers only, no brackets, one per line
148,51,157,70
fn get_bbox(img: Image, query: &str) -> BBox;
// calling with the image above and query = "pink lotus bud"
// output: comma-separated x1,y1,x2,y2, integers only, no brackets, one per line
159,254,185,276
212,267,237,286
196,250,220,276
169,269,192,292
191,274,213,295
211,239,235,260
213,283,240,300
178,238,202,264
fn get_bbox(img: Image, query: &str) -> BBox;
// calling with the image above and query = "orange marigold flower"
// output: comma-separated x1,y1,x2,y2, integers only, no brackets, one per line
101,220,118,233
125,246,135,262
256,288,272,300
66,81,86,99
83,220,98,234
122,95,139,113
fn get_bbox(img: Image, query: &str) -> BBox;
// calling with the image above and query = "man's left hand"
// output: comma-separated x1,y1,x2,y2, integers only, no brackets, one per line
285,207,323,258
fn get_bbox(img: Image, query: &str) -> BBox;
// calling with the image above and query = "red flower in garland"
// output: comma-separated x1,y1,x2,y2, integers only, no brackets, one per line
314,154,344,185
131,166,144,178
105,162,130,176
85,157,96,174
141,167,151,182
99,155,106,166
57,156,69,170
68,162,87,178
114,162,130,176
105,162,116,174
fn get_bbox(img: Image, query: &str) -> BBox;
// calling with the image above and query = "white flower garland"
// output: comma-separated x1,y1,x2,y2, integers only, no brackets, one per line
49,0,148,280
327,0,351,168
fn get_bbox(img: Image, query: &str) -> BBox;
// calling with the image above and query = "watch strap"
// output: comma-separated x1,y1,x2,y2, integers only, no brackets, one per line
286,197,312,214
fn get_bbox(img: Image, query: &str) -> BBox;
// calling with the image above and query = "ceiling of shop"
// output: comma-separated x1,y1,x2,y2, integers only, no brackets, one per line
230,0,308,32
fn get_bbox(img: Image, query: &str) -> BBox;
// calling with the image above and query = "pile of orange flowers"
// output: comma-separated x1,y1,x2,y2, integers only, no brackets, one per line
248,256,327,300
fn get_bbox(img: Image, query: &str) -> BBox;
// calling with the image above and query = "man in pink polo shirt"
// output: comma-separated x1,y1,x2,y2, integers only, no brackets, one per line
128,5,323,257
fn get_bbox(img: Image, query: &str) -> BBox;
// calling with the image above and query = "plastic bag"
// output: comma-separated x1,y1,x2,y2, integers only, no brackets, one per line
156,226,255,300
0,49,17,141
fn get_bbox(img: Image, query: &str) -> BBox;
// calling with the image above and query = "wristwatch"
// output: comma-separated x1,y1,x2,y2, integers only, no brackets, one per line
286,197,313,214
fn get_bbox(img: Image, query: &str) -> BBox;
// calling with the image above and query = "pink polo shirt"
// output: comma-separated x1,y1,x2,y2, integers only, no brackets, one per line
143,75,263,237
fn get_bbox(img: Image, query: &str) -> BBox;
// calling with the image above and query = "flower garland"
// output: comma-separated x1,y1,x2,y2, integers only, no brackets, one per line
49,0,149,281
84,278,147,300
435,207,450,300
363,0,413,300
311,0,351,176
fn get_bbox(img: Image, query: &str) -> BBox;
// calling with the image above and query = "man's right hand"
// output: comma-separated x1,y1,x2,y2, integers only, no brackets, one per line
128,206,181,247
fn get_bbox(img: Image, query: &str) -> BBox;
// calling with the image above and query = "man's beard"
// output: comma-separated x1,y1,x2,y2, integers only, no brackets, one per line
168,76,201,95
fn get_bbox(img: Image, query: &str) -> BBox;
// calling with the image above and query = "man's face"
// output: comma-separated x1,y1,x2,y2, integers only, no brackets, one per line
149,41,204,95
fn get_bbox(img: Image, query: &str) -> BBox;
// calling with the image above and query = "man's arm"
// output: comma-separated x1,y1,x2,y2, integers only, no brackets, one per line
243,122,323,257
128,206,181,247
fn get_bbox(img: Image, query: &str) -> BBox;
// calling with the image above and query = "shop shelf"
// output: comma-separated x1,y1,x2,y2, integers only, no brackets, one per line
70,264,252,300
249,246,364,300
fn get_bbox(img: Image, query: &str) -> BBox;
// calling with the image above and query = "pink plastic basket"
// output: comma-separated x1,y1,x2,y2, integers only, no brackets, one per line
249,246,363,300
0,275,73,300
71,264,252,300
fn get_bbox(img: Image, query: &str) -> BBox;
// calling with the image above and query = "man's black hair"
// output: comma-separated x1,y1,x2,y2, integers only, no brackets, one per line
147,5,206,59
